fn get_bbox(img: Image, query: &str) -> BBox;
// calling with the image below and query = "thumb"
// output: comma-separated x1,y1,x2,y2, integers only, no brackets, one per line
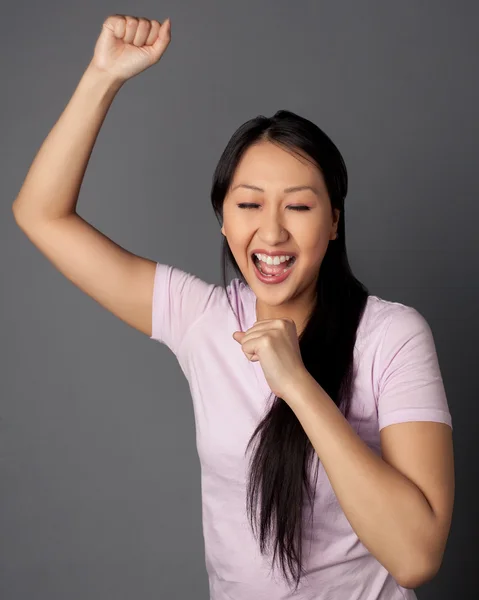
232,331,244,341
151,18,171,58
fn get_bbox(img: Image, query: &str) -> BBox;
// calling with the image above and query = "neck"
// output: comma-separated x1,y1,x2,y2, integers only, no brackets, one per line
255,298,313,338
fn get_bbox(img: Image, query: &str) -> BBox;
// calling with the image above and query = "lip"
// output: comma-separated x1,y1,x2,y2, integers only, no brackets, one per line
251,254,296,285
250,249,297,257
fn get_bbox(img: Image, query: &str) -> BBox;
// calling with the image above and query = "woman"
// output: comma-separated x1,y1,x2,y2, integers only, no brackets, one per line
12,14,454,600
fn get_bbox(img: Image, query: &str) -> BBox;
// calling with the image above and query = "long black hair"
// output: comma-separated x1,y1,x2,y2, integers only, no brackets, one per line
210,110,369,592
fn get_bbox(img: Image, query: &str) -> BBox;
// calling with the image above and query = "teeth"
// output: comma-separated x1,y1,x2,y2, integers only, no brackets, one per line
253,253,294,265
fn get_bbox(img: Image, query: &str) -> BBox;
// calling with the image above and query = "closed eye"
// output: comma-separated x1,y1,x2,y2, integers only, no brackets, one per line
237,203,311,211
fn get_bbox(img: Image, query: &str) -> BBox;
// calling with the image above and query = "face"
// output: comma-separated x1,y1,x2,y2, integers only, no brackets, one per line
221,140,340,331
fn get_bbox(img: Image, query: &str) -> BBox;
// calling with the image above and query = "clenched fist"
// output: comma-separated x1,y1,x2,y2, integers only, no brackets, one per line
91,15,171,83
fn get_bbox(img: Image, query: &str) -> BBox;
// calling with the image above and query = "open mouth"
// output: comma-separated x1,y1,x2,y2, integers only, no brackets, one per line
252,254,297,277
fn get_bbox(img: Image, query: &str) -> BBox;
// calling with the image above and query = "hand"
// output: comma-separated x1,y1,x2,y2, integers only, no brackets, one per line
233,318,309,400
91,14,171,84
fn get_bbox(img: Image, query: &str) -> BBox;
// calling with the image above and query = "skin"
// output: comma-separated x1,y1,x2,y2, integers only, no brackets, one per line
221,140,340,336
223,142,454,587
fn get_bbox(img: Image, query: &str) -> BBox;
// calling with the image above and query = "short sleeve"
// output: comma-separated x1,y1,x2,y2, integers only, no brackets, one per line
149,263,218,355
377,306,452,431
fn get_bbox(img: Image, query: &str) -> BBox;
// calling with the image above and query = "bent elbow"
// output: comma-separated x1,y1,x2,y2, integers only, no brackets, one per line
395,557,441,590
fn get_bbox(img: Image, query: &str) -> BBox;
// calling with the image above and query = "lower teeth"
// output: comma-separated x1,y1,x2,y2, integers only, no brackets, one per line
256,259,294,277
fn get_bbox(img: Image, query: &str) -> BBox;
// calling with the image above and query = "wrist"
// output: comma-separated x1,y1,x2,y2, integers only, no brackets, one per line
84,60,126,93
283,368,317,405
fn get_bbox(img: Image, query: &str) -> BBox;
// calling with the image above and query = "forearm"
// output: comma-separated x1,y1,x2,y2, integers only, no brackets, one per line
12,61,123,225
284,373,437,587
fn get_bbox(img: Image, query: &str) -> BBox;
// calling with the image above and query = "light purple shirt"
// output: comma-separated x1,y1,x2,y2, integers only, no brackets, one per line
150,263,452,600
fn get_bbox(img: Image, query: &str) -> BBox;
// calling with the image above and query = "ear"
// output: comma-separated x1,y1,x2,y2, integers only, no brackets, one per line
333,208,341,226
332,209,340,238
221,225,225,236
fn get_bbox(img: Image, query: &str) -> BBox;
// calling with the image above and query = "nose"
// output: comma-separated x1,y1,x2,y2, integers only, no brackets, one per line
258,213,288,243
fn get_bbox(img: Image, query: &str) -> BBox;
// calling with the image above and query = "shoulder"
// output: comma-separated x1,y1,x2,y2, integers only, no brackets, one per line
360,295,431,342
354,295,436,376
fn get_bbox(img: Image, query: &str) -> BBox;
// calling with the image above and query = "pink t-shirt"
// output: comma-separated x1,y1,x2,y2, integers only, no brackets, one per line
149,263,452,600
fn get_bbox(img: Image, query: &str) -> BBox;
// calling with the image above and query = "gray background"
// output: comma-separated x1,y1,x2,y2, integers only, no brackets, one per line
2,1,477,598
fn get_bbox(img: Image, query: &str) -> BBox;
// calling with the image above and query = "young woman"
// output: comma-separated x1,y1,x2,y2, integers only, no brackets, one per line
12,14,454,600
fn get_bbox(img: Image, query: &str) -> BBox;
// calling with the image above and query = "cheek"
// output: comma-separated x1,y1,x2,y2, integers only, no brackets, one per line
224,235,250,263
299,229,327,253
223,221,249,247
300,236,331,267
312,220,332,243
223,213,247,238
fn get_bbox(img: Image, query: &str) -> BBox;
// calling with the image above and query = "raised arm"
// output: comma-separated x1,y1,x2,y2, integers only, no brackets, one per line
12,15,171,337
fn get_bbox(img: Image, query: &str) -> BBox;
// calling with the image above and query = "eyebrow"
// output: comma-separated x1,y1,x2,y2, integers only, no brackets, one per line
231,184,320,196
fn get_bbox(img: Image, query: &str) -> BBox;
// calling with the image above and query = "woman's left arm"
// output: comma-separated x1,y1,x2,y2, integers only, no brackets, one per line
284,373,455,590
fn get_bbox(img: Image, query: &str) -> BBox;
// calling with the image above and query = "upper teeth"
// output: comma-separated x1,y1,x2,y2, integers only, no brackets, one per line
254,253,294,265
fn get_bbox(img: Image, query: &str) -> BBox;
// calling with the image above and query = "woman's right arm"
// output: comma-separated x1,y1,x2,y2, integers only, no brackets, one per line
12,16,171,338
